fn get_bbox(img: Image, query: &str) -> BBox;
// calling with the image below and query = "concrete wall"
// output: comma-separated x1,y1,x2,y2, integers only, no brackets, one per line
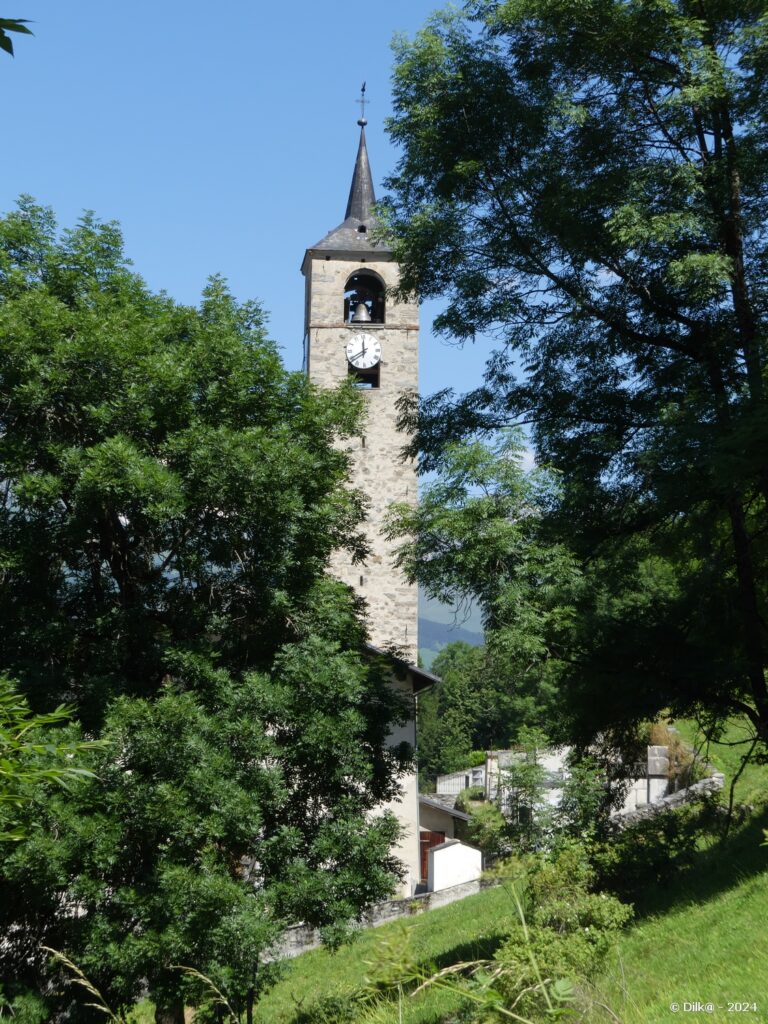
618,745,671,813
436,767,484,796
427,840,483,893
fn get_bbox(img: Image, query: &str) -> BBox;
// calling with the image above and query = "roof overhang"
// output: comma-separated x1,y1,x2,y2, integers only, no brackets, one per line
363,643,441,694
418,794,472,822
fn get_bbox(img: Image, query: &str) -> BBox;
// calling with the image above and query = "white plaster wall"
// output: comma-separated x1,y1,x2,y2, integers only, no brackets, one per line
419,805,457,839
428,841,483,893
371,670,420,897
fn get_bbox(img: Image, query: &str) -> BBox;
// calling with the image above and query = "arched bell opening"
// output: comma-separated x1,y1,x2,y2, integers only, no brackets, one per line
344,270,385,324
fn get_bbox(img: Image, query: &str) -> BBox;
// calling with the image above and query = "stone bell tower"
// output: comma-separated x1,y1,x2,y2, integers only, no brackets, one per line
300,113,419,664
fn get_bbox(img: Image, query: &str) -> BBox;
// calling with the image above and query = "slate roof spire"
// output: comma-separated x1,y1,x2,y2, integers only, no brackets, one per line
345,119,376,222
302,90,392,260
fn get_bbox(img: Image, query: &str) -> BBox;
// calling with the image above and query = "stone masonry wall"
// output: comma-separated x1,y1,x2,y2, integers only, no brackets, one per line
266,877,496,962
613,772,725,829
305,254,419,665
304,252,421,895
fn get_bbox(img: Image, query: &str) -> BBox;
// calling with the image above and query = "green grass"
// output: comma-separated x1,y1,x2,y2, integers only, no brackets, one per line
671,716,768,809
587,718,768,1022
127,1003,155,1023
135,721,768,1023
583,720,768,1023
253,819,768,1024
253,883,519,1023
588,809,768,1023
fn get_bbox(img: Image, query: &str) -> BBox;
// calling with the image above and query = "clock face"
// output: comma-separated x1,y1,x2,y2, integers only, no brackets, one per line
346,333,381,370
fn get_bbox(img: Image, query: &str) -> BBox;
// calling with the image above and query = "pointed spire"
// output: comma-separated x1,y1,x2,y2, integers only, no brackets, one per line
302,88,392,261
344,120,376,222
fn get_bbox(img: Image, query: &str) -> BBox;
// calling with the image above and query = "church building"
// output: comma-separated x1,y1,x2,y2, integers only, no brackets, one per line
301,112,433,896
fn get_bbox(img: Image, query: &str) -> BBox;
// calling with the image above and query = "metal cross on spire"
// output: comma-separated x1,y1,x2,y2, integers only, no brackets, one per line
357,82,368,126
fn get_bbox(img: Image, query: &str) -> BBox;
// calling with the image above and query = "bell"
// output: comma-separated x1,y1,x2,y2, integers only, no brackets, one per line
351,301,371,323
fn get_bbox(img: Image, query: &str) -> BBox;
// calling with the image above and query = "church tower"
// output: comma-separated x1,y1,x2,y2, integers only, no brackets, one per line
301,113,419,664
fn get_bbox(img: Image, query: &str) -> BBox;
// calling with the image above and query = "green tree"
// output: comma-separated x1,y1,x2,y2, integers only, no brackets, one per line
0,200,411,1022
501,727,551,852
0,677,101,842
384,0,768,748
388,432,579,754
417,641,484,781
0,17,32,56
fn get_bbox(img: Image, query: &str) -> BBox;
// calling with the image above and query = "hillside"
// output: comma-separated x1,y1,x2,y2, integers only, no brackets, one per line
589,812,768,1022
249,812,768,1024
250,723,768,1024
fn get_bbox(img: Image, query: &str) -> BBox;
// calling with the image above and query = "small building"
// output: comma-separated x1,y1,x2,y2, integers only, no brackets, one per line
437,746,674,823
418,794,482,892
427,839,483,894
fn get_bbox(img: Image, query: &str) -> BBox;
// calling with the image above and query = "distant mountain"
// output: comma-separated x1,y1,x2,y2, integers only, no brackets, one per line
418,593,483,671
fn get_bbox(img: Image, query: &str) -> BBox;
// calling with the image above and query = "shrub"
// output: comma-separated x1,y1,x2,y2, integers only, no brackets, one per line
592,799,721,900
464,801,511,860
455,785,485,810
495,924,595,1012
648,722,708,789
491,841,632,1016
293,993,361,1023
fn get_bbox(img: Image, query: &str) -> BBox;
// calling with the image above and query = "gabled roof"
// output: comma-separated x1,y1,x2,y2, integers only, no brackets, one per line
364,643,441,694
303,122,392,263
418,794,472,822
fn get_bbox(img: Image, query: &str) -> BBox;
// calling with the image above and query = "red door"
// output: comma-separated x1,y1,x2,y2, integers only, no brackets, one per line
419,830,446,882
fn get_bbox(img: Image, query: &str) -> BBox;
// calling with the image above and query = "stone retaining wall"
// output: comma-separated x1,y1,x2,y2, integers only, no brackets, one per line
614,772,725,828
266,877,496,962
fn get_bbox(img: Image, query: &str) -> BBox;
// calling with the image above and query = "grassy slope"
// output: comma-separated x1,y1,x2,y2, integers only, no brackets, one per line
588,717,768,1023
253,721,768,1024
671,716,768,807
254,884,518,1024
254,829,768,1024
588,809,768,1023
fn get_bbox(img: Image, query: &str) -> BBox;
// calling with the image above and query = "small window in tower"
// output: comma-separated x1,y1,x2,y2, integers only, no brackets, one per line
348,363,380,389
357,224,367,233
344,270,385,324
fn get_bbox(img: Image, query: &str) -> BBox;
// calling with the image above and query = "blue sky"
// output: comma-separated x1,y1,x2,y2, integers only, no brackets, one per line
1,0,493,400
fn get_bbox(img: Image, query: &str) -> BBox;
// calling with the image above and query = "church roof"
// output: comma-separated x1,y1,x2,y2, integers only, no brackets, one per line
305,121,392,257
345,124,376,221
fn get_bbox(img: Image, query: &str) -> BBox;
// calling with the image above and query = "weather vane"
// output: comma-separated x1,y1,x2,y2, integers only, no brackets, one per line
357,82,368,125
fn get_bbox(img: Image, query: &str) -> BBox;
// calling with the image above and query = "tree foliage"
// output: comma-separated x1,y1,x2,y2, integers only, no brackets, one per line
389,432,578,755
0,677,101,842
0,17,32,57
384,0,768,746
0,200,412,1022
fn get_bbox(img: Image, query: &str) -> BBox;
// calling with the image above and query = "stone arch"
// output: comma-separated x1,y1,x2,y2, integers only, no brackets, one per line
344,269,385,324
